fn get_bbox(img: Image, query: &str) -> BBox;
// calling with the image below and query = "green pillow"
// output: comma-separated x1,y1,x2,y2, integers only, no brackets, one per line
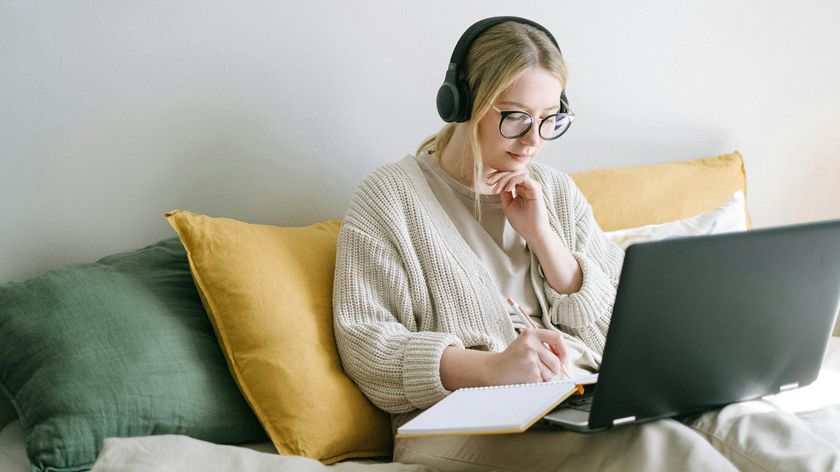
0,238,267,472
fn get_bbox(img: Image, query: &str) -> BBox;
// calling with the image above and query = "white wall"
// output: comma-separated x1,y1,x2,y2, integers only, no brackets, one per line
2,1,839,283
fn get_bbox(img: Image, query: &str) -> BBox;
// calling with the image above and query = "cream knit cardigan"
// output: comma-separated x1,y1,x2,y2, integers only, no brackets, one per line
333,156,624,413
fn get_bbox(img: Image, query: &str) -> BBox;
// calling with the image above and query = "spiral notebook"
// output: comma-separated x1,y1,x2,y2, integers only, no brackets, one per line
396,376,597,438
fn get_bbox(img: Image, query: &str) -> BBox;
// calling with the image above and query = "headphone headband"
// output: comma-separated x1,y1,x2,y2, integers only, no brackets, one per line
436,16,568,123
447,16,562,69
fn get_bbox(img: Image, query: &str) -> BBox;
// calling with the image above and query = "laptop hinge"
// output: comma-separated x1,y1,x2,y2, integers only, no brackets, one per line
612,416,636,426
779,382,800,392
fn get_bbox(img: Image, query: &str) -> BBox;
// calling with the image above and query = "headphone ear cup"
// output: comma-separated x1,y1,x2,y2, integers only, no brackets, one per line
436,81,459,122
437,66,474,123
454,79,472,123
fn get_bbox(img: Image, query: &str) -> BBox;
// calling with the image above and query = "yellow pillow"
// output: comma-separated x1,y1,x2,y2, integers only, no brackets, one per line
570,151,751,231
165,210,392,464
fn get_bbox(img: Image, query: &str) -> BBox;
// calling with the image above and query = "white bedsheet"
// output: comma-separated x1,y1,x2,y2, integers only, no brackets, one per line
89,435,432,472
92,339,840,472
1,338,838,472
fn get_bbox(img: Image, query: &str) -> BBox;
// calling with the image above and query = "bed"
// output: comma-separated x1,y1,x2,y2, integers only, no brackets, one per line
1,340,838,471
1,151,838,471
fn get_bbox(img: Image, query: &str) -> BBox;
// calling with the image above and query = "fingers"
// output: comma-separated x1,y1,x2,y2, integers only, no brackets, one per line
499,188,513,207
537,357,555,382
486,169,519,184
489,173,544,202
517,329,567,382
486,170,529,194
549,338,567,361
531,329,568,362
500,174,527,193
536,343,563,381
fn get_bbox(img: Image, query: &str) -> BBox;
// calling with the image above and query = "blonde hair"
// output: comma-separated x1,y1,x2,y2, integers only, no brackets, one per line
417,21,568,217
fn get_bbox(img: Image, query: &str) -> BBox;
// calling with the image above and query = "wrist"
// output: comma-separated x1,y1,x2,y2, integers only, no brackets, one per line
481,351,501,385
521,222,552,246
440,347,497,390
525,229,582,294
525,225,561,255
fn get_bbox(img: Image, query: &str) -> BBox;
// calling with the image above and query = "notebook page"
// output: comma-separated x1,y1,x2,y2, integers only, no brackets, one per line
570,373,598,385
397,380,577,437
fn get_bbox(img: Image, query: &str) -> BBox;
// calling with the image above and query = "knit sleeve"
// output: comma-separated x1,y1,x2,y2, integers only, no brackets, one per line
333,221,464,414
541,174,624,355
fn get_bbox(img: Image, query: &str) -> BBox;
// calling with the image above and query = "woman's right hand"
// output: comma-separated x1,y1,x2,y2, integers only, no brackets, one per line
439,330,568,391
486,329,567,385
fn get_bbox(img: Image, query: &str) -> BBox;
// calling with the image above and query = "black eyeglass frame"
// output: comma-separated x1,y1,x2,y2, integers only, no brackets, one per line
491,105,576,141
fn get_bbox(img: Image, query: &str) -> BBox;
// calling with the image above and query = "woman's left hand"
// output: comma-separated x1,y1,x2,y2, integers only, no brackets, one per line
487,169,550,242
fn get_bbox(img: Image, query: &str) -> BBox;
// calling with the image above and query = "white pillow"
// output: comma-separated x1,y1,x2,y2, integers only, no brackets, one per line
605,191,747,250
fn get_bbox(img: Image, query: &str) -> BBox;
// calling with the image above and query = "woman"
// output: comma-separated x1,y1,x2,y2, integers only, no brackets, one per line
333,16,838,471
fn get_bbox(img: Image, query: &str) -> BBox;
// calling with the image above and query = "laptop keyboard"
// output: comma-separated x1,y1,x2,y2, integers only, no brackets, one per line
568,395,594,412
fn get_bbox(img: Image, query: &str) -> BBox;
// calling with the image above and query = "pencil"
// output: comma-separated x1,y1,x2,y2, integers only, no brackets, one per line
507,296,537,329
508,297,537,329
506,297,572,380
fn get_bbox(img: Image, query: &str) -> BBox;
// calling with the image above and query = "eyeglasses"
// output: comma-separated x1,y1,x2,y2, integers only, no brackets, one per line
491,104,575,141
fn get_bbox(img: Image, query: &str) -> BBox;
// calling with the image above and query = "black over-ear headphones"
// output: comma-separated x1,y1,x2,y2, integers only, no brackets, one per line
436,16,570,123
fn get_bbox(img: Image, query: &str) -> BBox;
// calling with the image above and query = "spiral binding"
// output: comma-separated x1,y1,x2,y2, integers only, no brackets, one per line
461,380,573,391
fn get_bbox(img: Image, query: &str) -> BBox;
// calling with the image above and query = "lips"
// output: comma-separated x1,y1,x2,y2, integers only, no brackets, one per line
508,152,532,161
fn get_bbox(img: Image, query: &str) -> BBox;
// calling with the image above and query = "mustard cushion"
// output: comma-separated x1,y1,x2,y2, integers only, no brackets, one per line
164,210,392,464
570,151,751,231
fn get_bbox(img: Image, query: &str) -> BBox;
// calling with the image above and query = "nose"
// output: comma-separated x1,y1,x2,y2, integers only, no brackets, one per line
519,122,542,146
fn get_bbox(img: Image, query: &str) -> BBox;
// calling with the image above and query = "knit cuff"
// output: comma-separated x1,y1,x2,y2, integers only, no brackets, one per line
544,252,616,330
402,332,464,410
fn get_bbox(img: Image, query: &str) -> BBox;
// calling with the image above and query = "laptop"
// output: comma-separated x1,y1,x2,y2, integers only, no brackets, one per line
542,218,840,432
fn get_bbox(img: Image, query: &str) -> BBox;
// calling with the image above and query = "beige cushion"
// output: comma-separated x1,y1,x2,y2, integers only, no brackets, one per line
570,151,751,231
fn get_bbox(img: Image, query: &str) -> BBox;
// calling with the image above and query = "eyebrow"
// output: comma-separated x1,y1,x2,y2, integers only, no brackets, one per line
496,101,561,112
